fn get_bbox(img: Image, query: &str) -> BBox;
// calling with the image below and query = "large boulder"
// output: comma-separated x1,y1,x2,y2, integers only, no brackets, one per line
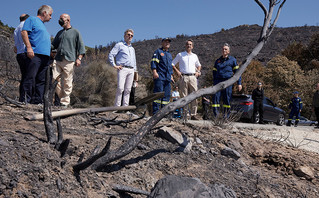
148,175,236,198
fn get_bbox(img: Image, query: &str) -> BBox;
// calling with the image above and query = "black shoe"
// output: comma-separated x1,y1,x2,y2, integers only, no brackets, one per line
191,116,199,120
259,121,265,124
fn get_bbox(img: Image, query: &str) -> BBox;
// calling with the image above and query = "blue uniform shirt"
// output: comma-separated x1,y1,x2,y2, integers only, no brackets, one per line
151,48,173,81
22,16,51,56
289,97,303,110
213,55,241,85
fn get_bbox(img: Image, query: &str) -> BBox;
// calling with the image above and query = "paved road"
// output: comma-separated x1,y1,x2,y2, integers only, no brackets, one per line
188,120,319,154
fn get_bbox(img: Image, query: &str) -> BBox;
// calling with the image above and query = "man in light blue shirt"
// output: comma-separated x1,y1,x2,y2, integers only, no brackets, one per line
21,5,53,104
108,29,138,106
14,13,29,102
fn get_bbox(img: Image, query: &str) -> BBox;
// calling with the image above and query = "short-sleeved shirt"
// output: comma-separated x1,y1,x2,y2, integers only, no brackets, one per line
22,16,51,56
172,91,180,98
108,41,137,71
172,51,201,74
14,21,26,54
52,27,86,62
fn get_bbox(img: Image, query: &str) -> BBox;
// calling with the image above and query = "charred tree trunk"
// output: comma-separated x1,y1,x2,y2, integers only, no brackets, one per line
43,67,57,143
73,0,287,172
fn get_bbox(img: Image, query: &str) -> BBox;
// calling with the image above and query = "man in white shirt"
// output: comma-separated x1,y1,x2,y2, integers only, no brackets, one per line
172,39,201,120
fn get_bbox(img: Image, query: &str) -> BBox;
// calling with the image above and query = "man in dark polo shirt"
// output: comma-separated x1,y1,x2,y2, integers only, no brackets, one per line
52,13,85,108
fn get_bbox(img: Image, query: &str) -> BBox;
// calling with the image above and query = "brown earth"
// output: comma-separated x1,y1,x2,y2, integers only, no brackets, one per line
1,100,319,198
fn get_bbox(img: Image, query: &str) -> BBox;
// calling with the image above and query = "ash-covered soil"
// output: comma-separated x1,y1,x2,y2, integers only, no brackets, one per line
1,103,319,198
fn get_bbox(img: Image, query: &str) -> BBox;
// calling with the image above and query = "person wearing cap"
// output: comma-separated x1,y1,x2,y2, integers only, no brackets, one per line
287,91,303,127
212,43,242,117
108,29,138,107
150,38,173,114
13,13,29,103
252,82,264,124
172,39,201,120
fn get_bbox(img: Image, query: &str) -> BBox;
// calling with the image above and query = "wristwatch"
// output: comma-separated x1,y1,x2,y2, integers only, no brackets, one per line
78,57,82,61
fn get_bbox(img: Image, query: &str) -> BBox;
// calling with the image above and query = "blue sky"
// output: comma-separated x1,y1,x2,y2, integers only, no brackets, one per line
0,0,318,48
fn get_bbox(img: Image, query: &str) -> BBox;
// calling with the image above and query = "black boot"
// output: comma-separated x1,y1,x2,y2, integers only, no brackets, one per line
286,120,292,126
294,120,299,127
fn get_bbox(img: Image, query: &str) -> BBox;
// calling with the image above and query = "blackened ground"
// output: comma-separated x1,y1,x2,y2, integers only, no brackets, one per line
0,102,319,198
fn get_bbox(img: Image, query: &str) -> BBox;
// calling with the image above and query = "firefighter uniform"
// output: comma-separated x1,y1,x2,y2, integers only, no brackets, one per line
212,55,241,116
287,92,303,126
151,47,173,114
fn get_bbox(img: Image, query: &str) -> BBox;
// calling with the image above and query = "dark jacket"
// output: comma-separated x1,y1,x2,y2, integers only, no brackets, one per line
289,97,303,110
313,90,319,108
252,88,264,102
150,48,173,81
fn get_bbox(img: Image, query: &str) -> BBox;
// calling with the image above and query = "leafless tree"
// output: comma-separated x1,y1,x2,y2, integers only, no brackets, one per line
73,0,287,172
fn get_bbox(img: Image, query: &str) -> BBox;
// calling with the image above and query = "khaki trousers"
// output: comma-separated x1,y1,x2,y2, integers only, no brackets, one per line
179,75,198,115
52,59,75,106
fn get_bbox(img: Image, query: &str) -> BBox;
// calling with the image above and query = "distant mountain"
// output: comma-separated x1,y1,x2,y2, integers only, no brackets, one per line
1,23,319,81
132,24,319,82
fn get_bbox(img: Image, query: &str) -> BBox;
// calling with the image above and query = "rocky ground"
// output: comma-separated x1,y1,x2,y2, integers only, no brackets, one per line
1,101,319,198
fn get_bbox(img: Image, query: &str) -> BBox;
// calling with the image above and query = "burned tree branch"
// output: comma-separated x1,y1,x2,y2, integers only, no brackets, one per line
73,0,287,172
73,137,112,172
89,112,146,128
43,67,57,144
0,86,24,107
112,184,150,196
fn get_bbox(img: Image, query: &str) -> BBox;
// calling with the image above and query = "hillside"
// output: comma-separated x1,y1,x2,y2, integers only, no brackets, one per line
132,25,319,84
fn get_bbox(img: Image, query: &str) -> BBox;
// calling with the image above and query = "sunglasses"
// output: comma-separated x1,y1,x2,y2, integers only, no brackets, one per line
127,34,134,38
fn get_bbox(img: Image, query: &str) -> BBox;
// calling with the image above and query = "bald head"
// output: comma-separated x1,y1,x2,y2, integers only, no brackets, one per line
59,13,71,29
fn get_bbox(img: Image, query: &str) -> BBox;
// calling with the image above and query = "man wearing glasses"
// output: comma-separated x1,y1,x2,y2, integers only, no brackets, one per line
108,29,138,107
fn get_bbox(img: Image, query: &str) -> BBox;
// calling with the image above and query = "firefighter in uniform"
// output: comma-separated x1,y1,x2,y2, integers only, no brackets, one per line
212,43,242,117
287,91,303,127
151,38,173,115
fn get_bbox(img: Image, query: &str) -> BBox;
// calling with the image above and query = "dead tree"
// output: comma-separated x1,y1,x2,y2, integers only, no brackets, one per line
73,0,287,172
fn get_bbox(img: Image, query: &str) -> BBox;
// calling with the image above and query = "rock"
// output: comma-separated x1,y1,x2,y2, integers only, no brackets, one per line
293,166,315,181
195,137,203,144
157,126,192,150
149,175,236,198
221,147,241,160
211,184,237,198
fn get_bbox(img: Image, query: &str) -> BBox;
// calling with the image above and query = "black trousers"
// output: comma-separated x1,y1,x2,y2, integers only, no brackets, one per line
315,107,319,126
22,54,49,104
16,53,28,102
253,100,264,122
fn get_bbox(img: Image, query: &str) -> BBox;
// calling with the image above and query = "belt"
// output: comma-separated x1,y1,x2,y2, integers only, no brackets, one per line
182,73,195,76
122,66,134,69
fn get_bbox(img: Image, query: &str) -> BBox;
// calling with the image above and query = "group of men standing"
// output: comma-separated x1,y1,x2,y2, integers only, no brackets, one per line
14,5,85,108
14,5,318,125
149,38,242,120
